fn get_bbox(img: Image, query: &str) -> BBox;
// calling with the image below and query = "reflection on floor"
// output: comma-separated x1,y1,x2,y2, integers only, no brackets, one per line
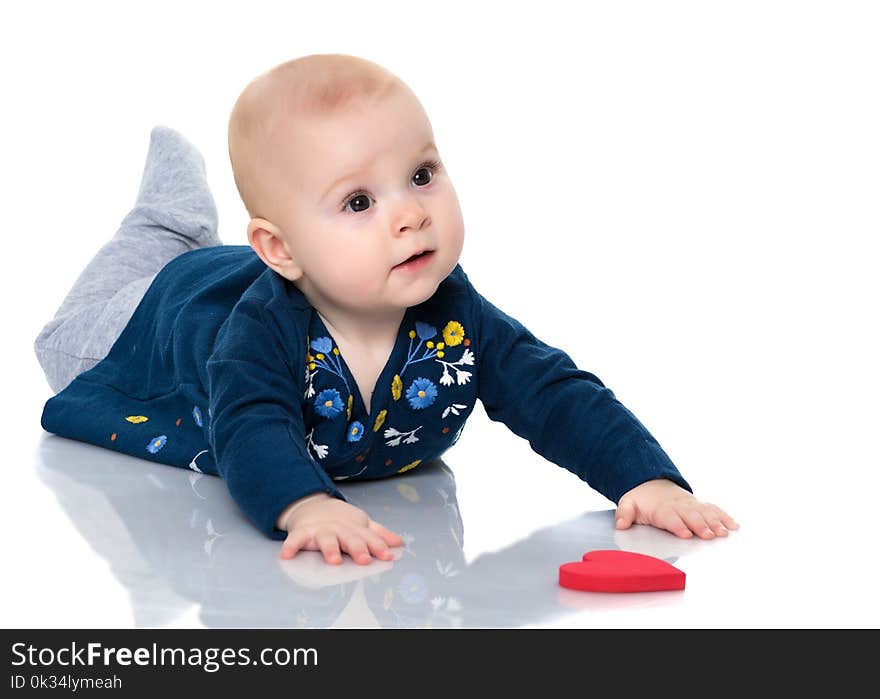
36,435,700,628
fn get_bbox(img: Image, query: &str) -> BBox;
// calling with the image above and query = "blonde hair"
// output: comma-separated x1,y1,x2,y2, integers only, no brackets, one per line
228,54,403,221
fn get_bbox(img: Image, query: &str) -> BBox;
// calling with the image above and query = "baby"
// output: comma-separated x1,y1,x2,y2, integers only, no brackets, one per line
36,53,737,566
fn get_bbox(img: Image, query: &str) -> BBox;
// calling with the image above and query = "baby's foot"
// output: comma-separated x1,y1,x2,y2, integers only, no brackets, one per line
120,125,220,248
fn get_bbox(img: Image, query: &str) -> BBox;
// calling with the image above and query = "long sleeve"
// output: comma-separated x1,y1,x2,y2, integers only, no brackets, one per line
206,300,346,540
469,283,691,504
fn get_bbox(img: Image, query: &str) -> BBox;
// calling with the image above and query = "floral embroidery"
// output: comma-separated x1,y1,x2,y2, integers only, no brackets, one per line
192,405,203,426
125,415,148,424
300,314,475,478
437,346,474,387
306,427,328,460
406,377,438,410
146,435,167,454
397,459,422,474
442,403,468,418
304,364,315,399
442,321,465,346
384,425,422,446
347,421,365,442
331,461,369,481
416,321,436,340
396,319,470,391
315,388,345,419
399,324,442,377
309,336,351,395
189,449,209,473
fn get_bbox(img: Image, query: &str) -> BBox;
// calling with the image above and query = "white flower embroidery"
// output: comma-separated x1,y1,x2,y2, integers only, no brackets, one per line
331,462,368,481
437,347,474,386
304,365,316,399
384,425,423,447
306,427,328,459
188,449,209,473
441,403,468,419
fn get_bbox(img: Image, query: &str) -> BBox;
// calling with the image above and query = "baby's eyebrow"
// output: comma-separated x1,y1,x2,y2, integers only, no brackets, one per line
320,141,437,202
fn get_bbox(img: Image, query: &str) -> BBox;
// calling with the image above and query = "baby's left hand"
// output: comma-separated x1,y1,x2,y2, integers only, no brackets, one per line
615,479,738,539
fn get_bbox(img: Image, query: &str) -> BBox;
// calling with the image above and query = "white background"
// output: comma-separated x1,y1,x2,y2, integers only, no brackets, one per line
1,0,878,627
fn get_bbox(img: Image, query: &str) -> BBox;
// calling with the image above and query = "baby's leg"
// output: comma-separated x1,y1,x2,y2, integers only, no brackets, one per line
34,126,222,394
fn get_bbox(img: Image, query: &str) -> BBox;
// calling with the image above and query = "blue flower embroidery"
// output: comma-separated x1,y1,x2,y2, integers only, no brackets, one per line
315,388,345,419
146,435,167,454
347,421,365,442
406,377,438,410
192,405,203,427
415,321,437,341
310,337,333,355
309,336,351,395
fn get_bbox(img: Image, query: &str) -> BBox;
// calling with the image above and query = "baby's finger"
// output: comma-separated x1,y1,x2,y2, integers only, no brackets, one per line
679,507,715,539
699,506,729,537
368,519,404,546
280,530,310,560
714,506,739,531
615,499,637,530
655,509,693,538
338,531,372,565
362,529,395,561
315,530,344,565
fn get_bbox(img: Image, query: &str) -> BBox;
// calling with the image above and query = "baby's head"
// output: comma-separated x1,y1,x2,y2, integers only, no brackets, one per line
228,54,464,319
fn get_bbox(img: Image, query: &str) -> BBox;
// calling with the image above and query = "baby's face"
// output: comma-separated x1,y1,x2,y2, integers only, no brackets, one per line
258,87,465,319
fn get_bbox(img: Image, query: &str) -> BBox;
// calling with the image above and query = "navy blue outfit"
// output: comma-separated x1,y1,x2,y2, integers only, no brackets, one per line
40,245,691,540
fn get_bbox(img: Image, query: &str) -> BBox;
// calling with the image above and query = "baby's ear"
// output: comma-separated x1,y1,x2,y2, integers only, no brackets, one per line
247,218,304,281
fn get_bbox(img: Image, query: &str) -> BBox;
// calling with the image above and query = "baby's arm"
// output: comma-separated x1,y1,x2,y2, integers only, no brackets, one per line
276,493,403,565
206,297,403,562
465,273,738,539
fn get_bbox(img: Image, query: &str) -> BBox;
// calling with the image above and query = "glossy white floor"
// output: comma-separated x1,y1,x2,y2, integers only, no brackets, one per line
6,357,880,628
3,1,879,629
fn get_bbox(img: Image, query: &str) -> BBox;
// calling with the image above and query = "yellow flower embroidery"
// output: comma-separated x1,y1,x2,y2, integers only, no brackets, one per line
125,415,149,424
316,353,325,360
373,409,387,432
391,374,403,401
309,362,316,370
347,393,353,420
333,347,340,355
397,459,421,475
408,330,416,339
426,341,434,348
442,321,465,346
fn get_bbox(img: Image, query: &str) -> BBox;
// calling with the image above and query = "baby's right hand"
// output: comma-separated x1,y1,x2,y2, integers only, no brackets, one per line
279,493,403,565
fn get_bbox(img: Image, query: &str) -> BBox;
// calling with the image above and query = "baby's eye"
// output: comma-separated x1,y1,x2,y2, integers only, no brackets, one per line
412,164,435,187
341,159,442,214
345,193,372,213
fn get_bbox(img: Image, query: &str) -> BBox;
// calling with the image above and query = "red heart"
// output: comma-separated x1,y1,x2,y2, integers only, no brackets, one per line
558,549,686,592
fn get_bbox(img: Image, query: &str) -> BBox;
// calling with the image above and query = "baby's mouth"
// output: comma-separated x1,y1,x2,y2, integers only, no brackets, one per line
395,250,434,267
